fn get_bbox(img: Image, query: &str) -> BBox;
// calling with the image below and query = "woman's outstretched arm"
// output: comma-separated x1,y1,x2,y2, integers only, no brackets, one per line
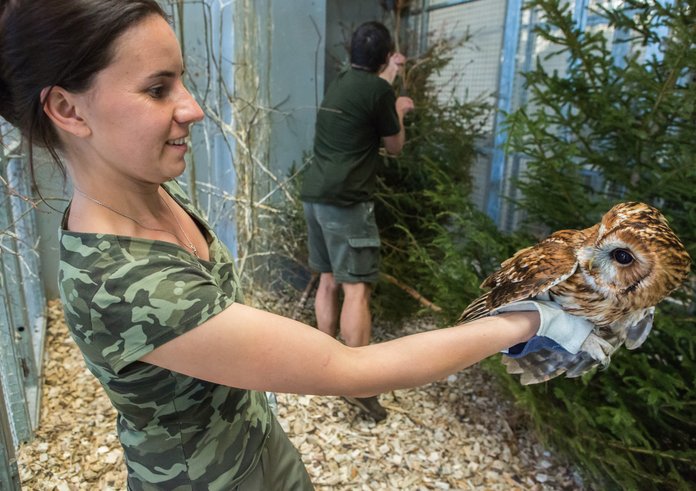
140,303,538,396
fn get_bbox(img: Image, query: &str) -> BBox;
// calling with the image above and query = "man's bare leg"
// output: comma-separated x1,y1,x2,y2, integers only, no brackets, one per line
339,282,372,347
315,272,340,338
339,281,387,421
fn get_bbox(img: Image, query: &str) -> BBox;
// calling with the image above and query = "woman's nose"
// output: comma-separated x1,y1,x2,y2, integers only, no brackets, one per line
175,84,204,124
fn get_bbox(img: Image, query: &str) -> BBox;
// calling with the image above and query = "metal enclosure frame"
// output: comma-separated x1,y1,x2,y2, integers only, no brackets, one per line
1,140,47,489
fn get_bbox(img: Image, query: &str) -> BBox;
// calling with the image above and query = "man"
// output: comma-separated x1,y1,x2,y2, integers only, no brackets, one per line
301,21,415,421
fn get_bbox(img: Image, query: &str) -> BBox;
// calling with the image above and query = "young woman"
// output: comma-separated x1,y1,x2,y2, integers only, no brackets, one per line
0,1,591,488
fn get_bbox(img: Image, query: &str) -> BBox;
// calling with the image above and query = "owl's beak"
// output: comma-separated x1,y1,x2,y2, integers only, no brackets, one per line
587,256,595,271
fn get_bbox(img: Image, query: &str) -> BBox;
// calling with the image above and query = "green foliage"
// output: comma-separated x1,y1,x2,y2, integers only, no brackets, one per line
506,0,696,239
502,1,696,488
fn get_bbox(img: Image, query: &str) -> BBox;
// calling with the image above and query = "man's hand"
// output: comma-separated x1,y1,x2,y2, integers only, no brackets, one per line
380,52,406,84
396,96,414,116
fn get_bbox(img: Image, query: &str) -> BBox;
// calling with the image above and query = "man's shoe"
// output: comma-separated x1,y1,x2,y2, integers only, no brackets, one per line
343,396,387,422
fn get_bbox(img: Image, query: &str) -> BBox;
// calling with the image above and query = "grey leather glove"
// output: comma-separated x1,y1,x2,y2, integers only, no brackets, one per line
492,299,594,354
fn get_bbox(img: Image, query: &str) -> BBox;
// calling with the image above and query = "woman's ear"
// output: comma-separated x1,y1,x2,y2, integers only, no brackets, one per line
41,86,91,138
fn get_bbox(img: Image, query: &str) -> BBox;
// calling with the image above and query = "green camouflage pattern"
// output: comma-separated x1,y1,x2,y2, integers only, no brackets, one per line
58,180,271,490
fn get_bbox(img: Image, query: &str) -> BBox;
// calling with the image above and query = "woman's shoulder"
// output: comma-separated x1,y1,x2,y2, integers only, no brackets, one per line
58,228,212,307
162,178,190,204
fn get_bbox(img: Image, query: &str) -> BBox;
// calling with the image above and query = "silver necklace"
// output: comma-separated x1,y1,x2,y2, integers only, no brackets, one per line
73,187,199,257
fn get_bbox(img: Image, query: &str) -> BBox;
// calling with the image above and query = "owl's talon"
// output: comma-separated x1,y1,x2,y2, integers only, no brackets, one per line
580,333,613,365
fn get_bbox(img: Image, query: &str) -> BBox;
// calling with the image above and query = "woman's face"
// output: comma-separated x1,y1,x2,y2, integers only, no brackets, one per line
74,14,204,185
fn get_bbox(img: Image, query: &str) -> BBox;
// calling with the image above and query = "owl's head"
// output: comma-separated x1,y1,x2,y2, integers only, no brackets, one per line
578,202,691,305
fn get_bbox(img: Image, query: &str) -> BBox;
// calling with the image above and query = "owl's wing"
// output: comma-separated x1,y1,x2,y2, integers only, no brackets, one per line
624,308,654,350
484,231,581,308
457,292,492,322
502,349,601,384
502,349,575,384
459,230,581,322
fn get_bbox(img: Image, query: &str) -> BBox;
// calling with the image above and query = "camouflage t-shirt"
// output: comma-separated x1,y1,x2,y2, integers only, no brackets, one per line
58,180,271,490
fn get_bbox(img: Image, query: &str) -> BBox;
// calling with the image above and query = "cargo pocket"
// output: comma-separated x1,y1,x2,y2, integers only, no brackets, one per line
346,237,380,277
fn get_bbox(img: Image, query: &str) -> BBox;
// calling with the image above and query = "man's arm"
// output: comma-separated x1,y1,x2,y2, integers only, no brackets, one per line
383,96,414,155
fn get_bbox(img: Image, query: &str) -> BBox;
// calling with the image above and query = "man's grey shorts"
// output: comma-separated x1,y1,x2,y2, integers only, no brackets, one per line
303,201,380,284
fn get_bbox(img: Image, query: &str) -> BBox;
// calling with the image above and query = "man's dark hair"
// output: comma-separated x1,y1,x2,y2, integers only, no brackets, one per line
350,21,393,73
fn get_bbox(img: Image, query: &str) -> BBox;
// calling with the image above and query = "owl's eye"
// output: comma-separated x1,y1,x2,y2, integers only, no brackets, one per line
611,248,634,265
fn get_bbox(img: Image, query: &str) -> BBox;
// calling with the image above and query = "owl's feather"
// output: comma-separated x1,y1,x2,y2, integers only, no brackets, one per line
624,309,654,350
459,202,691,384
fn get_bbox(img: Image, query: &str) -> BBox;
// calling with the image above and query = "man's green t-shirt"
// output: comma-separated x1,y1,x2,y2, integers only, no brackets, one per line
301,68,400,206
58,180,271,490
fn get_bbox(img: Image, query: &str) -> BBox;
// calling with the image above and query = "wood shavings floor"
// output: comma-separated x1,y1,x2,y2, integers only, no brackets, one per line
16,300,584,490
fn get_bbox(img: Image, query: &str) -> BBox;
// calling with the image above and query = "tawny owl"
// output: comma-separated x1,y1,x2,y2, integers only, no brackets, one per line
459,202,691,385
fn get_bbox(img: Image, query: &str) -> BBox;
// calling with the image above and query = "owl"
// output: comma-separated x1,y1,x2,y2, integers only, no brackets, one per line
459,202,691,385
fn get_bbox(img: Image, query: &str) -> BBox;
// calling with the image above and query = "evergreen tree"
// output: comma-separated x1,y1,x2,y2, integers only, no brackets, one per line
503,1,695,488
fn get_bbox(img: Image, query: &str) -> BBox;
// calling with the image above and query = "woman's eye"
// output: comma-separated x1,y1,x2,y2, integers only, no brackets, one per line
611,248,634,265
148,86,165,98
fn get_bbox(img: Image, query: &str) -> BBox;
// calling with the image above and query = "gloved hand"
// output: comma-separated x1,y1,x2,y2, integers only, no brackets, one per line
491,299,594,356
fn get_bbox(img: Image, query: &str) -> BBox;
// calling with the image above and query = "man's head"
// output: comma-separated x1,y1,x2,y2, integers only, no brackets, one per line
350,21,393,73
